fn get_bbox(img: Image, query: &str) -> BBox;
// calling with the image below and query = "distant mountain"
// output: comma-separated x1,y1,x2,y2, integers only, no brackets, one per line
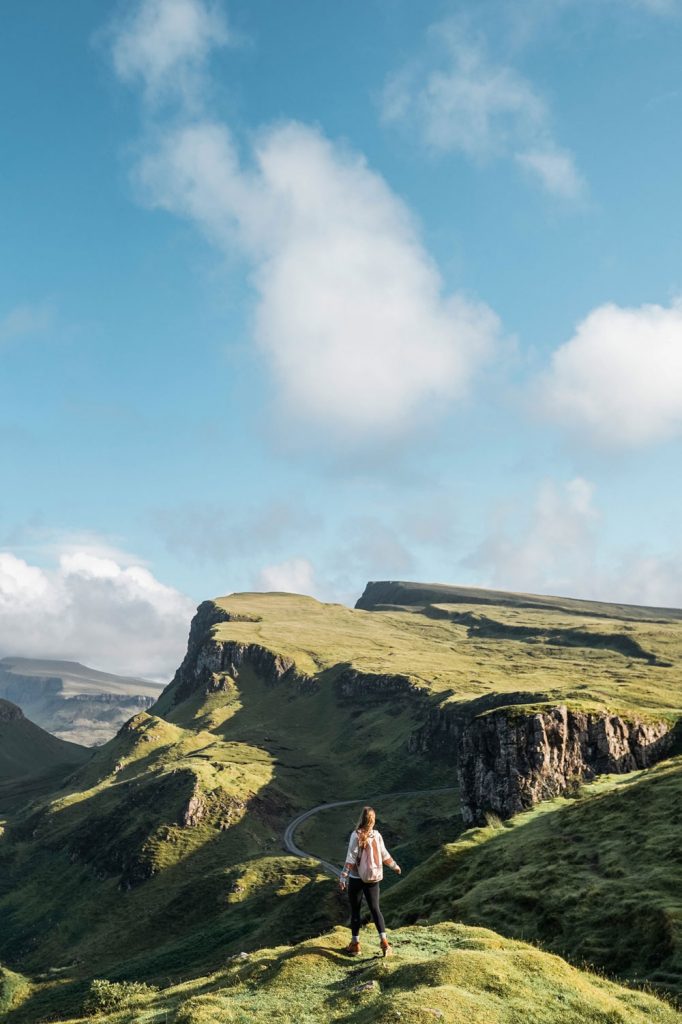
0,658,163,747
356,579,682,621
0,698,89,781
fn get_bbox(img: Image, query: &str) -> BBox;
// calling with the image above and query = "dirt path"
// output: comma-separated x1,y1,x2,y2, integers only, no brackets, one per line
282,787,457,877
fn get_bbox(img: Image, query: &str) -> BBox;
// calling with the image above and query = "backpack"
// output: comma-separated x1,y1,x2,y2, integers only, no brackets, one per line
357,831,383,883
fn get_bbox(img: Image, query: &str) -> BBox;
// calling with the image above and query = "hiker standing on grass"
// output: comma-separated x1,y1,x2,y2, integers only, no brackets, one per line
339,806,401,957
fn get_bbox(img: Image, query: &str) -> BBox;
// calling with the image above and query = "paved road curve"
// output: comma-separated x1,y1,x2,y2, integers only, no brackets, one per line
282,787,458,878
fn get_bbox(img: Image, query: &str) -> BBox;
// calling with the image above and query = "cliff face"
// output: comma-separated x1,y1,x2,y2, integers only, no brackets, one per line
437,705,672,825
162,600,676,827
0,662,160,747
164,601,319,708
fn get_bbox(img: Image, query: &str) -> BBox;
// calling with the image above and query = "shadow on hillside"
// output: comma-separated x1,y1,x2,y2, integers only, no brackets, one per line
1,652,456,1023
388,755,682,1000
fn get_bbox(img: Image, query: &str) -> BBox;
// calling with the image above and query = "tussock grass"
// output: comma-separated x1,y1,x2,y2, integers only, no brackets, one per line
0,964,30,1014
40,924,682,1024
387,754,682,998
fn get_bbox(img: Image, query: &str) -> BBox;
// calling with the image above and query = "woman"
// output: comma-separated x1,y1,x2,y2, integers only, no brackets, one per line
339,805,401,956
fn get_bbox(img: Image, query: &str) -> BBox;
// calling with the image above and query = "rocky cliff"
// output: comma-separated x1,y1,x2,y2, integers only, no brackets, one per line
161,598,677,827
162,600,320,708
412,700,673,825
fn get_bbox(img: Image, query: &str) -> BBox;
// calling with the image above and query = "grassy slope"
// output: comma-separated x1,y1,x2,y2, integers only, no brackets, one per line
0,709,337,981
386,753,682,998
2,586,681,1021
0,701,89,782
210,592,682,719
19,925,682,1024
0,650,447,1005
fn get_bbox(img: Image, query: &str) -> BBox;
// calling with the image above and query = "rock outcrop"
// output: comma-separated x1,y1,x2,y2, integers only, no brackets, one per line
166,603,319,707
453,705,672,824
334,667,428,705
0,699,23,722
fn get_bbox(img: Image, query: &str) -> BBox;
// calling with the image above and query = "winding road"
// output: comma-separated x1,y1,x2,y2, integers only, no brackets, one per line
282,787,458,878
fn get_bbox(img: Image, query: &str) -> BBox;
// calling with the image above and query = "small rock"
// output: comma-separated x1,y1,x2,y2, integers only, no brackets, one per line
424,1010,444,1019
353,980,379,994
231,951,249,961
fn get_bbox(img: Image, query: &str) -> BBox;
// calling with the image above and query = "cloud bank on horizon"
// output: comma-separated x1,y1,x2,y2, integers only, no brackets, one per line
0,546,193,680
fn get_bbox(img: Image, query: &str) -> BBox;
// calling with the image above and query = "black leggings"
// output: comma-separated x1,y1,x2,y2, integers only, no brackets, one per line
348,877,386,935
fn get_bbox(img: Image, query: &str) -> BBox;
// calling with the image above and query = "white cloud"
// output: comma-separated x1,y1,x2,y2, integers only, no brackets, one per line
110,0,229,105
0,304,52,346
515,146,586,200
108,1,501,443
0,548,194,680
256,557,317,595
464,477,598,596
136,119,501,438
382,21,585,201
464,477,682,609
539,299,682,447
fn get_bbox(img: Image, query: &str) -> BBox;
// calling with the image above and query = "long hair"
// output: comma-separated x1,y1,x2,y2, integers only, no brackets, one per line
356,806,376,849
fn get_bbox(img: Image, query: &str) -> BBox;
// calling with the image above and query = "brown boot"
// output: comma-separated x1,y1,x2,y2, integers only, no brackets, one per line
345,939,361,956
380,938,393,957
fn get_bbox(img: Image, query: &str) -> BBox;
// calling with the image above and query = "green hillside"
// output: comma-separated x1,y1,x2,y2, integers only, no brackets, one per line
1,584,681,1022
203,590,682,719
385,752,682,998
0,700,89,782
356,579,682,622
12,925,682,1024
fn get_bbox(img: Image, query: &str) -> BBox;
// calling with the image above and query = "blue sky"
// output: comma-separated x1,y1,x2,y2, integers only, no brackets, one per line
2,0,682,678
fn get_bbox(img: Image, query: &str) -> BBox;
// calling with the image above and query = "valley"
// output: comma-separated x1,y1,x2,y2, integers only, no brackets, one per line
0,581,680,1023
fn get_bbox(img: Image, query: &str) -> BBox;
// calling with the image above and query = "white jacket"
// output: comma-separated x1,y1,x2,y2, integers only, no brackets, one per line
344,829,392,880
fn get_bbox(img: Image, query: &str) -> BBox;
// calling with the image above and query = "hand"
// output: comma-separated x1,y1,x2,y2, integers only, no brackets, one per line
338,876,348,892
394,864,402,875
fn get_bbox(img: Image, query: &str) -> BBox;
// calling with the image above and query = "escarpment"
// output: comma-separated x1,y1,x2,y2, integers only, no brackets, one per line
159,592,680,827
457,706,672,824
411,699,673,824
163,625,318,710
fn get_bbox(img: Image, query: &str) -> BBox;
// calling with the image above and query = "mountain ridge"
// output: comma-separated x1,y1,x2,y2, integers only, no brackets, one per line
1,581,681,1021
0,658,162,746
0,698,89,782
